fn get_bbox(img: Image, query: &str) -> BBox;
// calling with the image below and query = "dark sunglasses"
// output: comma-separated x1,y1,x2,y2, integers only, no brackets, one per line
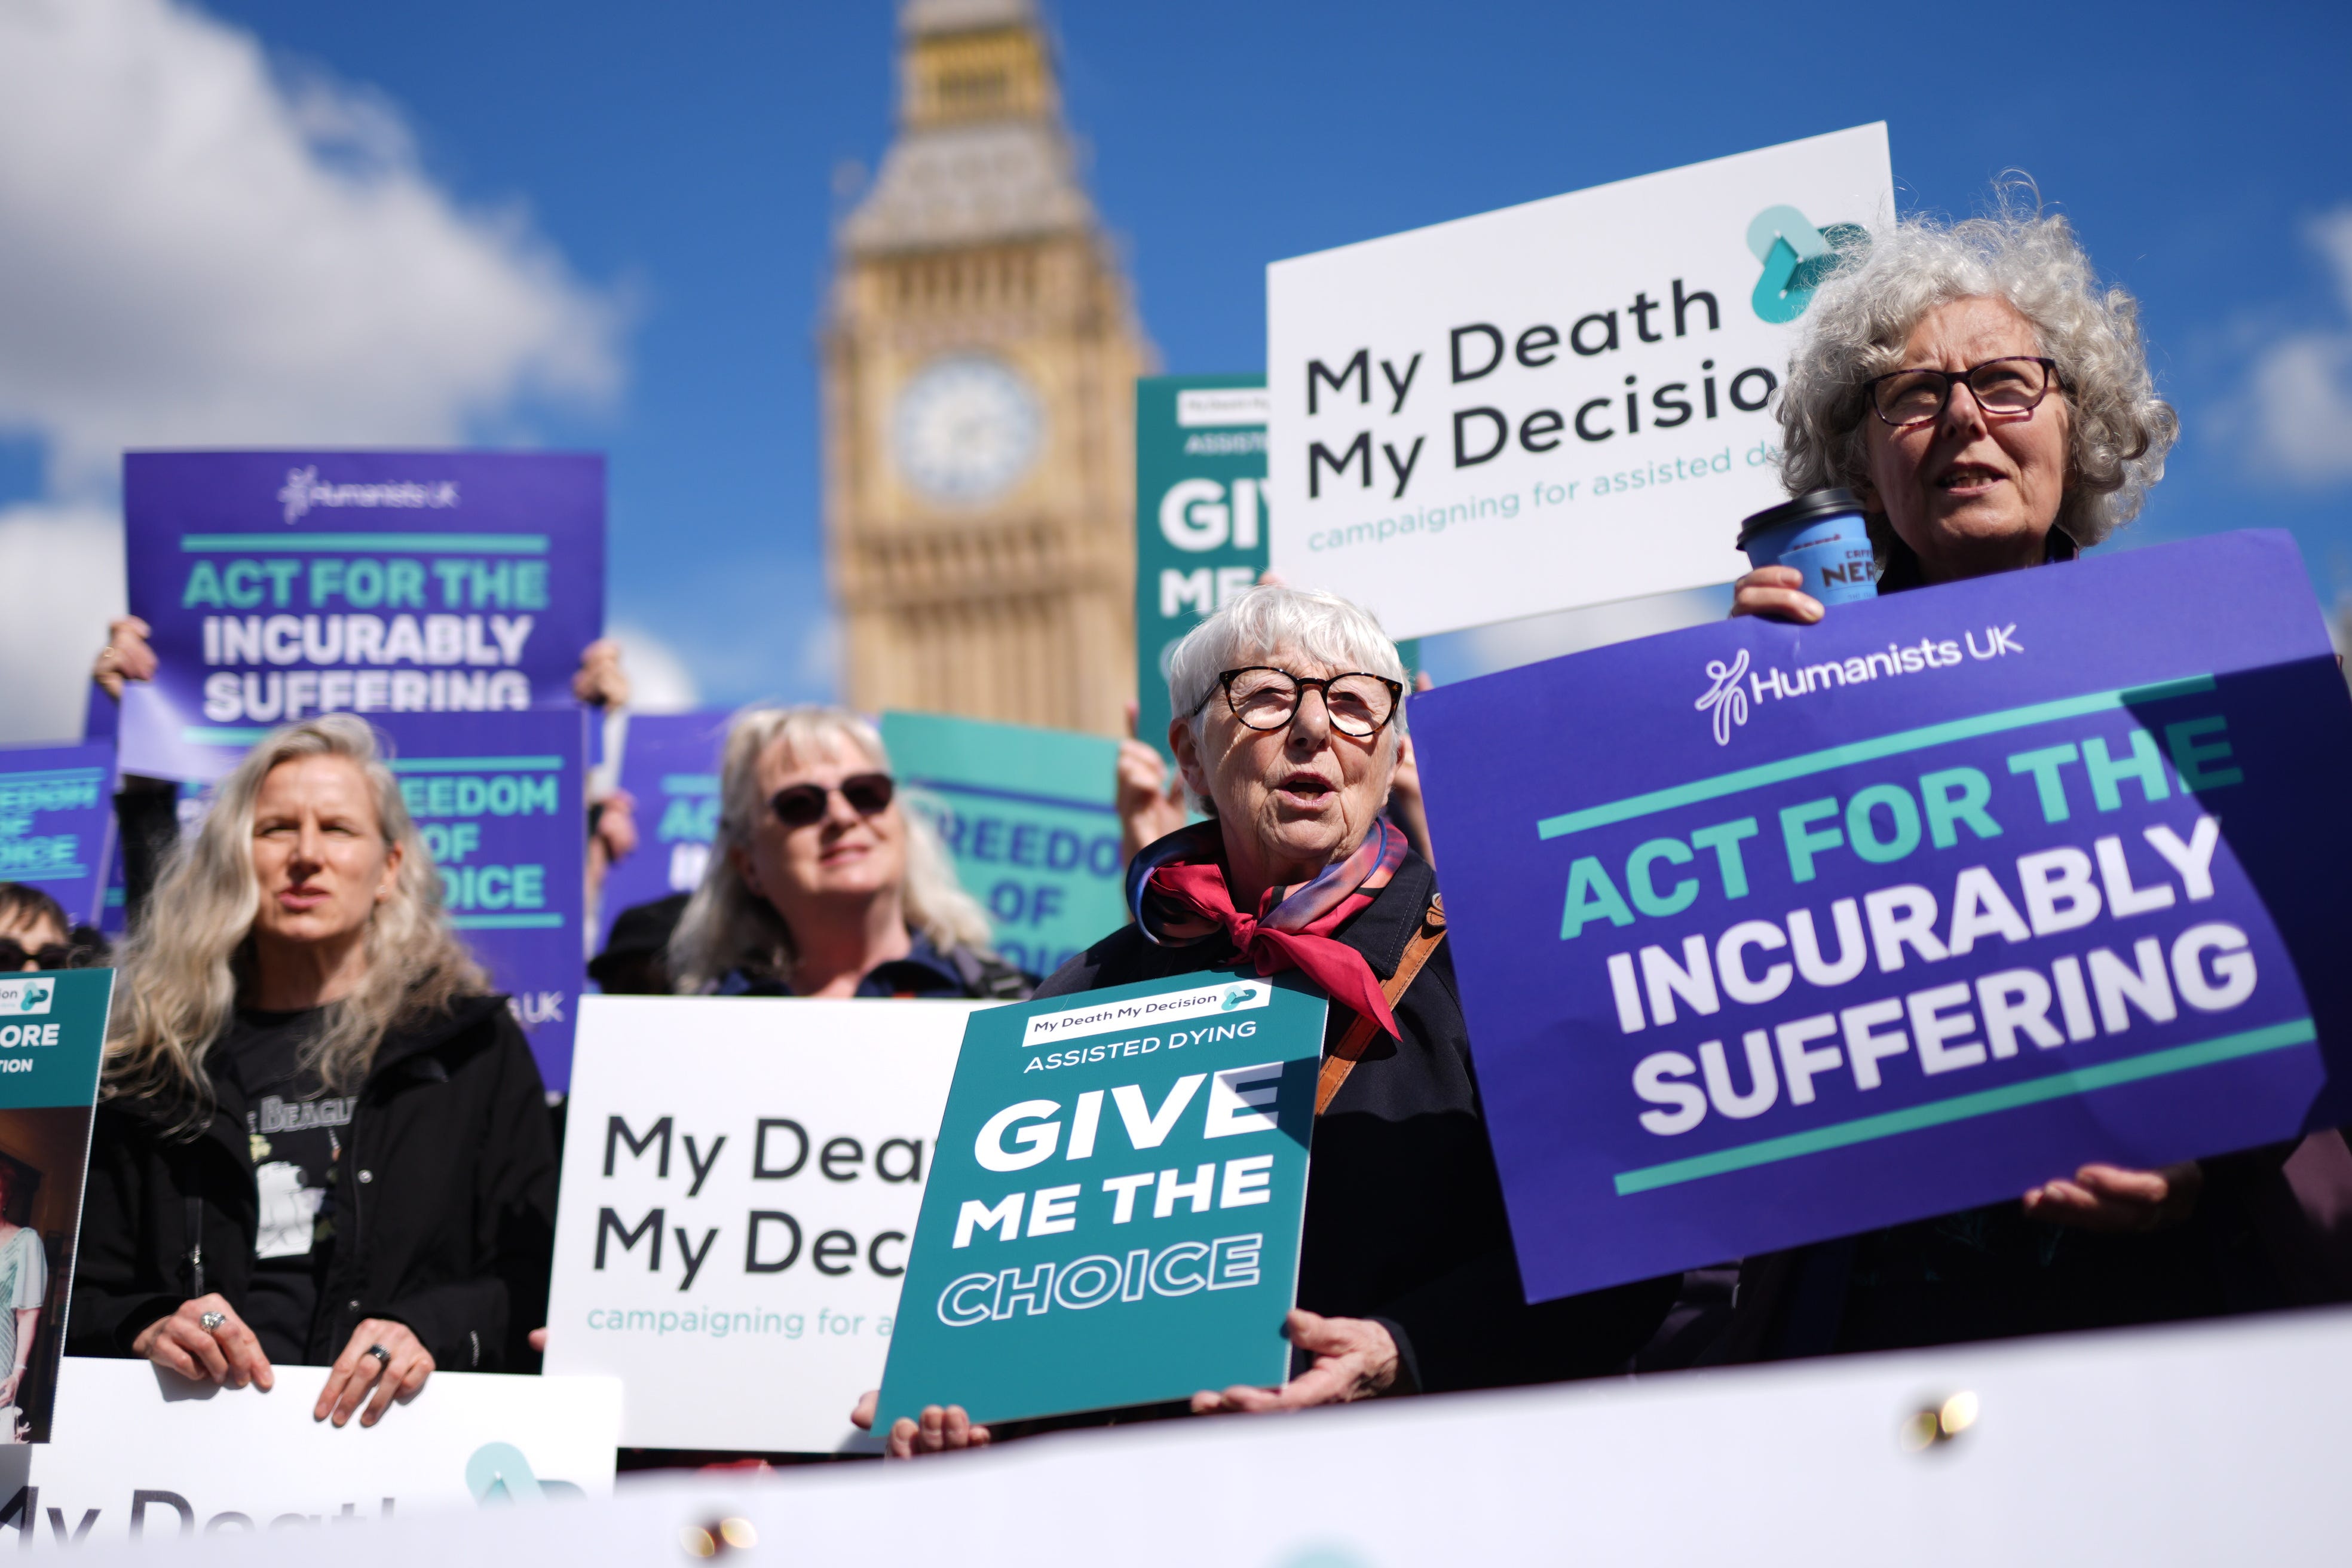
0,940,71,972
767,772,896,829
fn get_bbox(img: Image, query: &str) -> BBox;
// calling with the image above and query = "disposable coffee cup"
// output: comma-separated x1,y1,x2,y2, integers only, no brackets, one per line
1738,488,1876,605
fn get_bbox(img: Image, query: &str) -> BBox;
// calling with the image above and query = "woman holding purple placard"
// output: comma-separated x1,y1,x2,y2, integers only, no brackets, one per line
1711,194,2352,1359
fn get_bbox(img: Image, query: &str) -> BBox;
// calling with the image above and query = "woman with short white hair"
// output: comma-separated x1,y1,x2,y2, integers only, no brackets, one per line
668,706,1027,1000
72,716,556,1424
1722,197,2350,1358
862,585,1674,1456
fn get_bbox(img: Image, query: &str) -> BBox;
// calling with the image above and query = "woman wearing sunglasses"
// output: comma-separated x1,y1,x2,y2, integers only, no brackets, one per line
0,885,75,972
666,707,1028,1001
1712,199,2352,1362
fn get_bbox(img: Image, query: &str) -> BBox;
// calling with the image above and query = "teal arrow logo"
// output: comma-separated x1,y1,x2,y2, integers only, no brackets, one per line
1747,206,1869,324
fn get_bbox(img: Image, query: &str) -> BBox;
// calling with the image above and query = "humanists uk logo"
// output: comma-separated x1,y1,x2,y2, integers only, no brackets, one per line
1698,626,2025,745
278,466,461,526
1747,207,1870,326
1694,651,1751,745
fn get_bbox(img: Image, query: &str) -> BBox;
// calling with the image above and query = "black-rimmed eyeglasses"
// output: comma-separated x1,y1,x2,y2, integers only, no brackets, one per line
1864,356,2062,428
768,773,895,829
1191,667,1403,738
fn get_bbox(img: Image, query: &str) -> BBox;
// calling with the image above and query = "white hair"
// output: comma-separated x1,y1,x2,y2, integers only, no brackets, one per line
1162,585,1407,813
1777,186,2178,548
666,705,996,994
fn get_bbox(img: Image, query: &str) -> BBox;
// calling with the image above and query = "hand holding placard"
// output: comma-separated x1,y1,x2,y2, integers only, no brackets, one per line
1413,531,2352,1302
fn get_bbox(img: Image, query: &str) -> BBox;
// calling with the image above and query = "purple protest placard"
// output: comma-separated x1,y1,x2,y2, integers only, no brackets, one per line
118,452,604,783
1412,531,2352,1303
0,743,115,925
375,710,588,1092
592,710,728,958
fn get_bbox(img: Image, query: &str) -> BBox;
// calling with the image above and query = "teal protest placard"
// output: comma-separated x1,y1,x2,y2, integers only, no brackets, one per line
1135,378,1272,764
880,711,1125,980
0,967,114,1443
877,970,1328,1426
1134,377,1417,764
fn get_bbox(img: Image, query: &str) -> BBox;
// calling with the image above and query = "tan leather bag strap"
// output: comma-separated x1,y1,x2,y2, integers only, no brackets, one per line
1315,895,1447,1116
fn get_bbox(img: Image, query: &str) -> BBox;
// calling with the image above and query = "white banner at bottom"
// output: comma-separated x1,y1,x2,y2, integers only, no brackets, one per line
1,1358,619,1549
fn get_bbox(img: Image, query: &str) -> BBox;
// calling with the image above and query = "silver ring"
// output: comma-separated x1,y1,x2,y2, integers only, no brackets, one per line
198,1311,226,1333
364,1344,390,1367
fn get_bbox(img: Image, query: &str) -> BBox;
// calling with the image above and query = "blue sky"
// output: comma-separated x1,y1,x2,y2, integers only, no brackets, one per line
11,0,2352,712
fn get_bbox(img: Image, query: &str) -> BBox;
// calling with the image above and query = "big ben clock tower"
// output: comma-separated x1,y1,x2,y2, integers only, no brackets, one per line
824,0,1154,734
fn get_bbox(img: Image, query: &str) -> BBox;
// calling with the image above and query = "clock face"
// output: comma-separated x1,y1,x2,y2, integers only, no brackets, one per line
891,354,1043,506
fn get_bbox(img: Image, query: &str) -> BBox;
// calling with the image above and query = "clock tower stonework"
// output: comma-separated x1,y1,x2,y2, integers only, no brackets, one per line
825,0,1154,734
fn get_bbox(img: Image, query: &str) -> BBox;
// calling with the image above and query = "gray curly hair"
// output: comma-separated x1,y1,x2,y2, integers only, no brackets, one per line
1777,195,2178,548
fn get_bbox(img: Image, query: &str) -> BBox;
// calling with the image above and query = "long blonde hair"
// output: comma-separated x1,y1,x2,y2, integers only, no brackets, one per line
106,715,488,1106
667,706,994,993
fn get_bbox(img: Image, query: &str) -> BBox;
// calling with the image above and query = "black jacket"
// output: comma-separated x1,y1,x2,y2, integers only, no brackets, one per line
71,994,558,1373
1036,852,1675,1394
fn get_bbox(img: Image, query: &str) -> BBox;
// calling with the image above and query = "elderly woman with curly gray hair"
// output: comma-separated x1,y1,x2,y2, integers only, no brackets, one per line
1717,198,2352,1359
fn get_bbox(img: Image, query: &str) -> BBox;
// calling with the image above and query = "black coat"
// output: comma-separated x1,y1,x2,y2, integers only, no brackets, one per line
71,994,558,1373
1036,852,1676,1394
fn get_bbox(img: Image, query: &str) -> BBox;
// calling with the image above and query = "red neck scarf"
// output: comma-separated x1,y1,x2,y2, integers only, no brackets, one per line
1128,818,1410,1037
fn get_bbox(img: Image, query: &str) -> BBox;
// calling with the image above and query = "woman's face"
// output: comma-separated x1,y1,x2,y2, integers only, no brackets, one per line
249,755,402,950
0,908,65,972
1860,295,2072,579
1174,644,1398,890
734,736,908,917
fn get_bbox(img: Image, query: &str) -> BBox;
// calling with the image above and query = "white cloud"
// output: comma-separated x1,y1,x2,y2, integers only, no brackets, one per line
0,0,624,743
0,0,621,488
0,504,125,746
608,624,702,716
2241,209,2352,484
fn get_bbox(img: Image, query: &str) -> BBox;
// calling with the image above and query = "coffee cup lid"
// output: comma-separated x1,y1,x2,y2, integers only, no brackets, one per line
1738,487,1865,547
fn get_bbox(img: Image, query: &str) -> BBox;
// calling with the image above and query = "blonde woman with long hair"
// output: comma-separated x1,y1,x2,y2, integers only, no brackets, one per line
71,716,556,1427
667,706,1029,1000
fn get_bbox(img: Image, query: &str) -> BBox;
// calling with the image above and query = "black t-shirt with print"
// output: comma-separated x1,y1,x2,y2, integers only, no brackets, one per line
218,1007,354,1365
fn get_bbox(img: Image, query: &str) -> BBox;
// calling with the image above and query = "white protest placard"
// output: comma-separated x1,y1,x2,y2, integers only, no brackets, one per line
1267,125,1894,639
542,996,981,1453
3,1357,617,1548
74,1305,2352,1568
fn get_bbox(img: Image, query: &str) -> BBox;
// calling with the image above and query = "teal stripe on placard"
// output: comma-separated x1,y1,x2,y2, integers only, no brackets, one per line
661,774,721,795
180,533,547,554
1536,674,2217,840
387,756,564,774
452,912,566,930
0,868,91,883
182,727,272,747
1612,1017,2317,1196
0,768,106,783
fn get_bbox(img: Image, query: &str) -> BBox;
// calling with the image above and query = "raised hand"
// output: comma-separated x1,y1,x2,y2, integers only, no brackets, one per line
1117,700,1188,862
